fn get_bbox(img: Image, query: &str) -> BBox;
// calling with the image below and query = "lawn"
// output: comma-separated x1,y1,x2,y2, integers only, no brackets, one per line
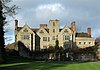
0,58,100,70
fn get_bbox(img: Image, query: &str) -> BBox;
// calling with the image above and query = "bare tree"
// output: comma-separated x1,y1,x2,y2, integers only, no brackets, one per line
0,0,18,63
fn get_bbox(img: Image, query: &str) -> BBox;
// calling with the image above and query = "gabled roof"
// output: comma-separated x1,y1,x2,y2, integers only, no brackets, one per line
59,27,72,32
31,28,39,32
59,29,62,32
45,28,49,33
76,32,91,37
59,24,72,35
31,28,49,33
17,27,49,33
17,24,35,35
17,27,22,31
36,27,50,36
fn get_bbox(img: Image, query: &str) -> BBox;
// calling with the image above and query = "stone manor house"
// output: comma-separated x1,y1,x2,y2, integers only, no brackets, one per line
15,19,95,51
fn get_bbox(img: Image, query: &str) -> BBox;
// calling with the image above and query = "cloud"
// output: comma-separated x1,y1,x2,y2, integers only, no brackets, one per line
92,29,100,38
4,35,14,45
35,3,69,20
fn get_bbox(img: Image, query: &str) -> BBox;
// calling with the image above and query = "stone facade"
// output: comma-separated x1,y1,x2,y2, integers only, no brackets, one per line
15,19,95,51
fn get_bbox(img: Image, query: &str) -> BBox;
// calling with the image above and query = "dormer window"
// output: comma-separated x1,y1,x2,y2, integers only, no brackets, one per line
40,30,44,33
23,28,28,32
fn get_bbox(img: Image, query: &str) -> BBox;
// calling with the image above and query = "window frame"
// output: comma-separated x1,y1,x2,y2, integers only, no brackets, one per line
53,22,55,26
43,37,47,41
53,29,55,33
52,36,55,40
89,42,92,44
23,28,28,32
48,37,50,41
21,35,30,40
84,42,86,44
79,42,81,44
64,29,68,33
63,35,70,40
40,30,44,33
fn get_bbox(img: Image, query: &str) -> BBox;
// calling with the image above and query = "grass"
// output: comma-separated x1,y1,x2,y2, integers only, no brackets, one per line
0,58,100,70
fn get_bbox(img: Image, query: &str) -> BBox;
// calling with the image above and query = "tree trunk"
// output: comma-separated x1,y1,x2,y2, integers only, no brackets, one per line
0,1,6,64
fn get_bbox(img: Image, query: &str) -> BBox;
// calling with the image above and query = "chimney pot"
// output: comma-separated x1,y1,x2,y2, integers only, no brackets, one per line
15,19,18,27
87,27,91,37
15,19,18,29
40,24,47,28
71,21,76,31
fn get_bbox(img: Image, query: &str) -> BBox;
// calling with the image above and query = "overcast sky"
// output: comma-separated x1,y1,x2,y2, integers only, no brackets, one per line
5,0,100,44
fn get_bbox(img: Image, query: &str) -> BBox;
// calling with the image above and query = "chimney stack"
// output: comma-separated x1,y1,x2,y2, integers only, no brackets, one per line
71,21,76,32
40,24,47,28
87,27,91,37
15,19,18,29
15,20,18,42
